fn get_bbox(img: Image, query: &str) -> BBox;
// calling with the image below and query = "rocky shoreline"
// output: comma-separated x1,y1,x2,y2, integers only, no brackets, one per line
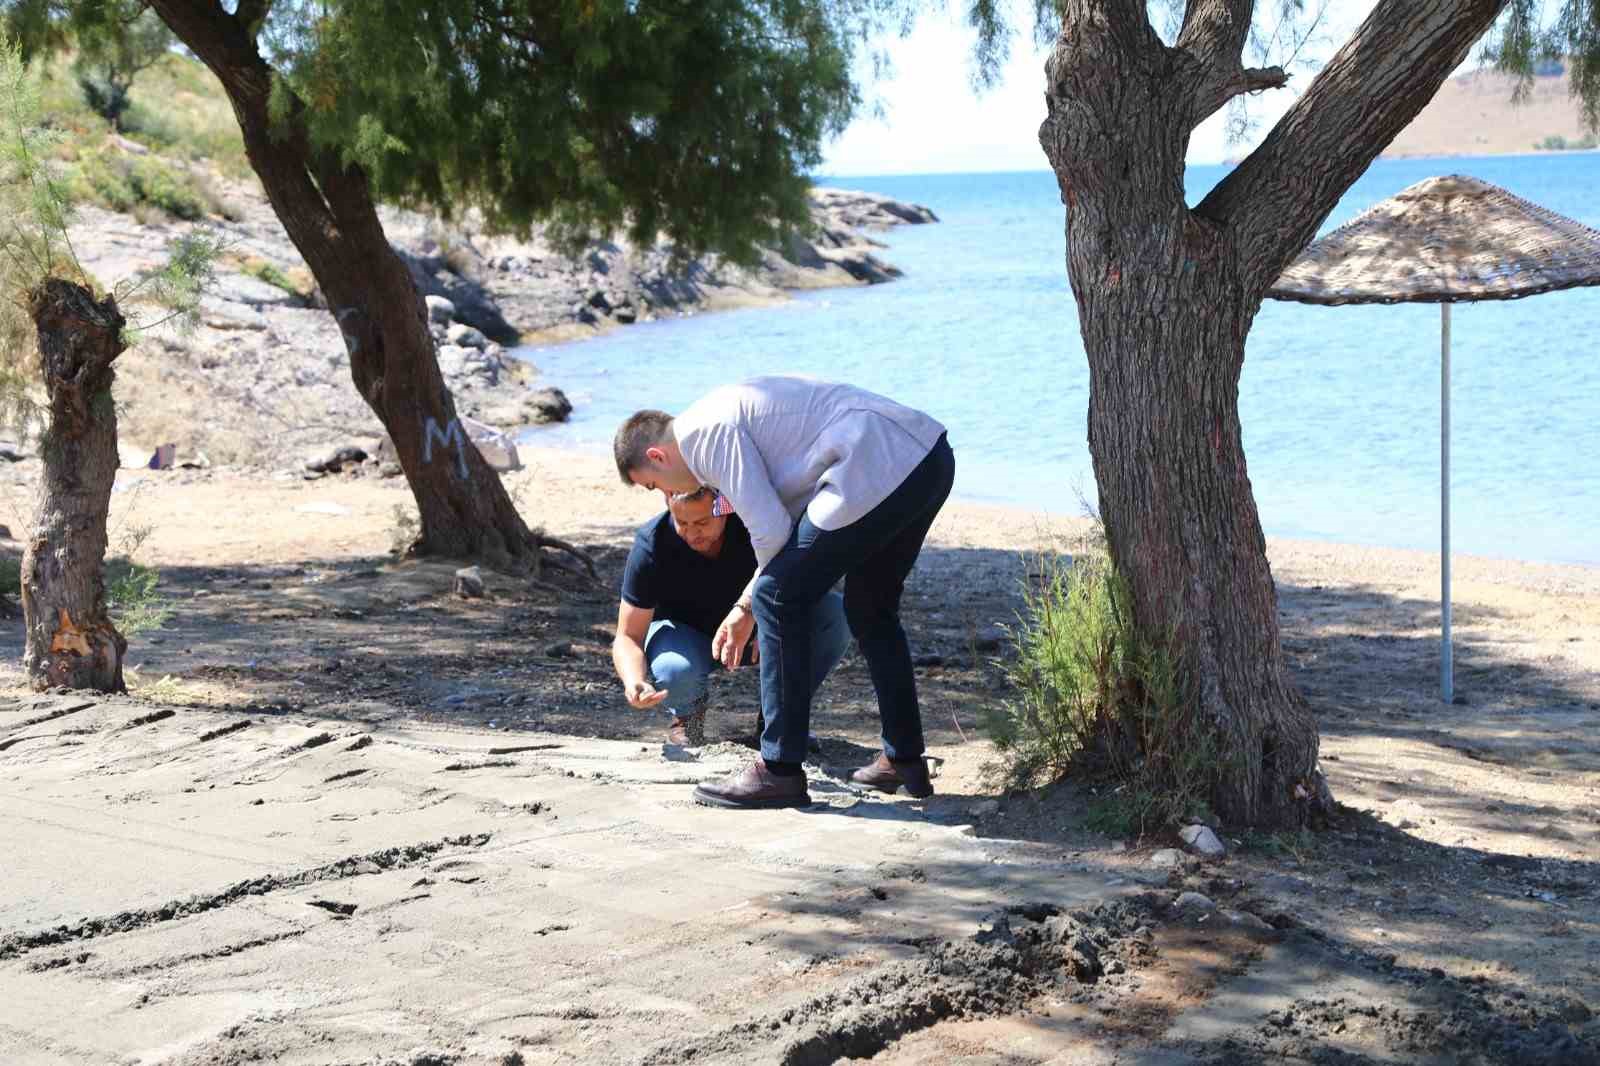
60,180,935,474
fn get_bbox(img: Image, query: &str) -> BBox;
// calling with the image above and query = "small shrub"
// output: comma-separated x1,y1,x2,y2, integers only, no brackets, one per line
1534,133,1600,151
980,551,1222,836
73,148,212,220
246,260,302,295
223,254,312,299
103,521,172,638
106,557,172,636
119,103,180,150
76,71,131,128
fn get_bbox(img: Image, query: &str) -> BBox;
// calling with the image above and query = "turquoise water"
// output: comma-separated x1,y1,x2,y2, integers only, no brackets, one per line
515,154,1600,565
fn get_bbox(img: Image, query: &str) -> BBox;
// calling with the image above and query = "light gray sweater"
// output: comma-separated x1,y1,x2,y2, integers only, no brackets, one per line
674,376,946,570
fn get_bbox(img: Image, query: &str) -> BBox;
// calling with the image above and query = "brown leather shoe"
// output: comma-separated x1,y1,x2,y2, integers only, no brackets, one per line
693,760,811,809
849,753,934,798
667,710,705,747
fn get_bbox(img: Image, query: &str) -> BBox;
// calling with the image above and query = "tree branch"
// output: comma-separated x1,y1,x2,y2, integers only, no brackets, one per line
1058,0,1153,37
1191,63,1287,127
146,0,261,96
1175,0,1286,129
1177,0,1254,60
1195,0,1505,298
233,0,272,38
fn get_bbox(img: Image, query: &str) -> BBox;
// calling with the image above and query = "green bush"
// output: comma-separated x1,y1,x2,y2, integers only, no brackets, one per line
105,557,171,637
980,551,1222,836
1535,133,1599,151
74,148,213,220
246,260,300,295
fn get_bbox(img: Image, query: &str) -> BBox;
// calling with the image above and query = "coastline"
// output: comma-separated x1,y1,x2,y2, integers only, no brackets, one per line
64,178,933,472
38,440,1591,600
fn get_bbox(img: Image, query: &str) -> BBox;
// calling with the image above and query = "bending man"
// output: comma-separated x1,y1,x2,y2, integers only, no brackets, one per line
614,376,955,809
612,486,848,748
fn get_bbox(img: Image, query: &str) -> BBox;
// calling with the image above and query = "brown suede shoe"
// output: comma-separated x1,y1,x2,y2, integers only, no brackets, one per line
667,710,705,747
849,753,934,798
693,760,811,809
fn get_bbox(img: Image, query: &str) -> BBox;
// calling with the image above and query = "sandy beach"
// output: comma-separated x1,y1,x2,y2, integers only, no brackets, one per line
1,444,1596,1063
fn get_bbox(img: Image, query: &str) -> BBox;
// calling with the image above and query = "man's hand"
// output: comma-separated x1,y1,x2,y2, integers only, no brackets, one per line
624,679,669,710
712,602,756,670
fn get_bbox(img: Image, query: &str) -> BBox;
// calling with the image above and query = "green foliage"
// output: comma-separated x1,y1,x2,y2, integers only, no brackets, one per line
2,33,221,442
981,552,1220,836
0,35,83,286
1493,2,1600,129
238,256,303,297
71,3,173,128
72,147,214,220
105,522,171,637
1534,132,1599,149
117,228,227,338
19,47,250,178
0,33,81,441
250,0,890,262
0,555,19,596
105,556,170,636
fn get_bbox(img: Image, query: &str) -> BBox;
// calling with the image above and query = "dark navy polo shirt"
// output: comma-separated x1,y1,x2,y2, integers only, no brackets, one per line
620,512,757,637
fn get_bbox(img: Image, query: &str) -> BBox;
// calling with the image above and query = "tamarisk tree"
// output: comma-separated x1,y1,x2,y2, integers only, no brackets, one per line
1019,0,1600,825
2,38,214,691
7,0,880,570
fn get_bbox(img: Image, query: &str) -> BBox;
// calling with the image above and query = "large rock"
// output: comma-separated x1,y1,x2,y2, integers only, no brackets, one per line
397,246,520,344
446,322,489,350
304,445,368,474
454,566,485,599
425,295,455,324
523,386,572,424
436,344,473,378
1179,824,1227,858
808,186,940,229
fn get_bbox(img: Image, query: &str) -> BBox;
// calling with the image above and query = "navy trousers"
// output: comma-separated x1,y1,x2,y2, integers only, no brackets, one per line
752,434,955,763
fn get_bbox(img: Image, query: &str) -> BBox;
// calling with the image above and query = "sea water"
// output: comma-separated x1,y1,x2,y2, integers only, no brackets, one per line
515,154,1600,565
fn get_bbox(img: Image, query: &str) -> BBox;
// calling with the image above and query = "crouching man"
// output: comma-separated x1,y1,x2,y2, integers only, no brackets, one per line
611,486,848,747
615,376,955,809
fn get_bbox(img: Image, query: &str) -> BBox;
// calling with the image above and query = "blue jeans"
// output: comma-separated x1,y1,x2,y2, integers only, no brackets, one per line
753,434,955,764
646,590,850,719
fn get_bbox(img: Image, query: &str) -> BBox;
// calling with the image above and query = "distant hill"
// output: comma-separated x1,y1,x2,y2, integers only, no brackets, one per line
1383,65,1596,158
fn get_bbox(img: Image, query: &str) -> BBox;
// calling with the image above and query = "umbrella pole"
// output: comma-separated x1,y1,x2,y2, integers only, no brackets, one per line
1441,302,1453,703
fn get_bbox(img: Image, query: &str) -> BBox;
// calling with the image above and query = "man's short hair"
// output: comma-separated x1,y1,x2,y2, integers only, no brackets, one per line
669,486,712,503
613,410,673,484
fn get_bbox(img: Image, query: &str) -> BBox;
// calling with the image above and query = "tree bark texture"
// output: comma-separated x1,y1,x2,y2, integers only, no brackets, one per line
147,0,563,570
21,279,128,692
1038,0,1505,826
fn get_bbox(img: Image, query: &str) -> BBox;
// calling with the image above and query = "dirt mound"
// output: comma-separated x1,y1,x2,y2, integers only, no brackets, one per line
642,900,1156,1066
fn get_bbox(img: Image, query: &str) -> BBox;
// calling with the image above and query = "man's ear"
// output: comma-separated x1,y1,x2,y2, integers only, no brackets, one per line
644,445,666,465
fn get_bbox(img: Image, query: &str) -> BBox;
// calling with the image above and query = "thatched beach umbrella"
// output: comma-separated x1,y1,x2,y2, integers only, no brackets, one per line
1269,174,1600,703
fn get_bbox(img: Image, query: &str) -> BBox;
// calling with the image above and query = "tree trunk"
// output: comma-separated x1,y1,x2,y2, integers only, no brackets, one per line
1075,236,1321,828
146,0,587,573
1037,0,1504,827
21,279,128,693
1038,13,1323,827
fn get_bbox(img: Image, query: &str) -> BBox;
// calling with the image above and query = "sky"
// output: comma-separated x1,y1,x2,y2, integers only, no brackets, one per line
821,2,1404,176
